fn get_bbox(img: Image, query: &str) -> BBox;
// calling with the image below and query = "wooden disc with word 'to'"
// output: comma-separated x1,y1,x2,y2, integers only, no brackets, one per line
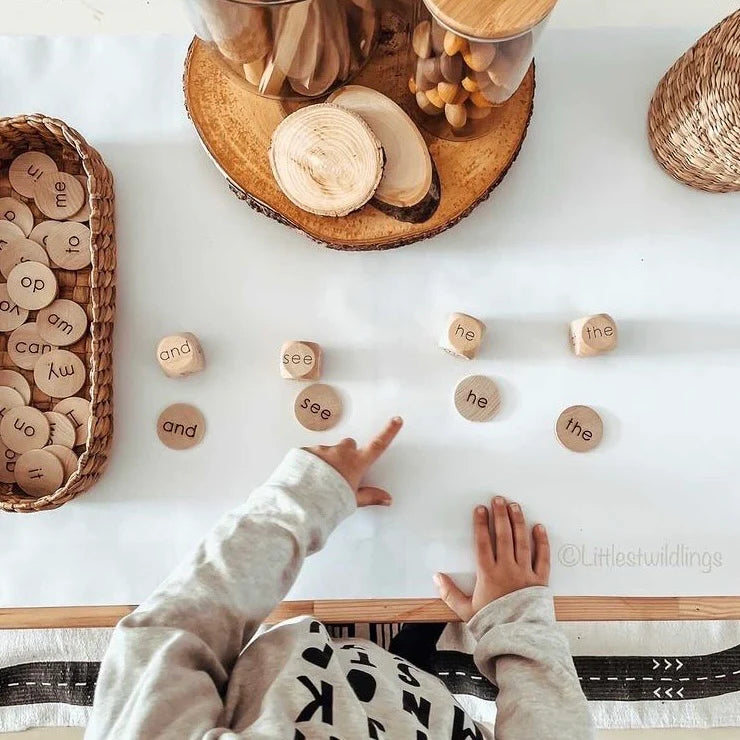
7,261,58,311
0,238,50,279
46,222,92,270
0,197,34,236
0,370,31,404
15,448,64,497
157,403,206,450
556,405,603,452
8,322,57,371
34,349,87,398
37,299,89,346
0,440,18,483
33,172,85,220
0,406,50,453
9,151,59,198
454,375,501,421
294,383,342,432
53,396,91,447
44,444,79,479
44,411,76,449
0,283,29,332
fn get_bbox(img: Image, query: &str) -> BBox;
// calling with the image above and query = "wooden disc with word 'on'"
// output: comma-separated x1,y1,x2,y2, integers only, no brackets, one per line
0,406,50,453
157,403,206,450
454,375,501,421
37,299,89,346
0,283,29,332
53,396,91,447
33,171,85,220
9,151,59,198
8,322,57,371
34,349,87,398
0,370,31,404
44,411,76,449
15,448,64,497
7,261,58,311
294,383,342,431
556,405,603,452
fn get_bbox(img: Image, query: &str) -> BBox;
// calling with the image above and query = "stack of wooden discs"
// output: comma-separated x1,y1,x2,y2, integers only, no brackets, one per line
0,151,93,498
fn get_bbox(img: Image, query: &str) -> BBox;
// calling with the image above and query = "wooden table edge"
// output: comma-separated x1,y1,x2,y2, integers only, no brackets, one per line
2,597,740,629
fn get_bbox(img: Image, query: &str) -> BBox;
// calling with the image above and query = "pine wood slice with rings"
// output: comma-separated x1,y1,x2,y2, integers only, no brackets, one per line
269,103,384,217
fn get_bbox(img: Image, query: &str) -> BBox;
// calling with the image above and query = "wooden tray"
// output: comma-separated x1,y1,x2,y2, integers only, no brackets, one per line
183,16,535,251
0,115,115,513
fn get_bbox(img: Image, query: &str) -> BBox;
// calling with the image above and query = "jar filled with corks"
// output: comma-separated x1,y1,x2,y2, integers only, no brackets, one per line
185,0,379,100
408,0,556,140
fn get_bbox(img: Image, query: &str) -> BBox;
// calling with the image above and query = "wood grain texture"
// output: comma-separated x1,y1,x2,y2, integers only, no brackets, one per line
183,13,535,251
4,597,740,629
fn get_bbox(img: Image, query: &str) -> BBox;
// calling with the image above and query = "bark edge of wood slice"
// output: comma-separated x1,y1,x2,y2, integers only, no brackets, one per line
183,30,535,251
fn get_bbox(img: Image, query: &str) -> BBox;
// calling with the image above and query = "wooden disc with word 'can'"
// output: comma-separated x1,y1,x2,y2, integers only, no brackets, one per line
157,403,206,450
454,375,501,421
294,383,342,431
556,405,603,452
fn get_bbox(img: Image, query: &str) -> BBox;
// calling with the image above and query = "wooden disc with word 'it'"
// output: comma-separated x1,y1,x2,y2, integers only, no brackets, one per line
0,370,31,404
7,322,57,371
33,171,85,220
0,197,34,236
454,375,501,421
44,412,76,449
183,22,535,251
44,444,79,479
15,448,64,497
157,403,206,450
53,396,91,447
46,222,92,270
0,238,50,279
34,349,87,398
294,383,342,431
37,299,88,346
0,283,29,332
7,261,58,311
9,151,59,198
0,406,50,453
556,405,603,452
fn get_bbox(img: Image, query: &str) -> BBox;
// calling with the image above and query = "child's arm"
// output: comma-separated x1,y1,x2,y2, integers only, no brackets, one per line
86,419,402,740
435,498,594,739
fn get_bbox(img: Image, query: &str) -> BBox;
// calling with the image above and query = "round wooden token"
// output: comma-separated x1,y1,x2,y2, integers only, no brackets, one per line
0,440,19,483
0,197,34,236
157,403,206,450
34,349,86,398
67,175,92,223
281,341,318,379
556,405,603,452
8,151,59,198
45,222,91,270
0,238,50,279
7,322,57,370
29,220,63,248
0,370,31,404
15,448,64,497
581,314,618,353
0,386,25,420
294,383,342,431
44,444,79,479
0,406,50,453
53,396,91,447
0,283,29,332
0,220,24,249
454,375,501,421
7,261,58,310
33,171,85,220
43,411,76,449
37,299,88,346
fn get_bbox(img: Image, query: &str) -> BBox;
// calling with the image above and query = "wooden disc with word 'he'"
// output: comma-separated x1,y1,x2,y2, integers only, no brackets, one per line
556,405,603,452
46,222,92,270
37,299,88,346
0,197,34,236
53,396,91,447
44,444,79,479
157,403,206,450
43,412,76,449
0,283,29,332
294,383,342,431
7,261,58,311
0,238,50,279
9,151,58,198
33,172,85,220
0,406,50,453
0,370,31,404
7,323,57,371
454,375,501,421
34,349,86,398
15,448,64,497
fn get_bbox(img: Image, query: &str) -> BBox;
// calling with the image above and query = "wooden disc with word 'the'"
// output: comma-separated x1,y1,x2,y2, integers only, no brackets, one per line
0,283,29,332
157,403,206,450
15,448,64,497
44,411,76,449
9,151,59,198
37,299,88,346
454,375,501,421
556,405,603,452
34,349,86,398
33,171,85,220
0,369,31,404
294,383,342,431
46,222,92,270
53,396,91,446
7,322,57,371
7,261,58,310
0,406,50,453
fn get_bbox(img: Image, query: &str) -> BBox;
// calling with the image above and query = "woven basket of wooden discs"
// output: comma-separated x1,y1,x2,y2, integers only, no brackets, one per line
0,115,114,512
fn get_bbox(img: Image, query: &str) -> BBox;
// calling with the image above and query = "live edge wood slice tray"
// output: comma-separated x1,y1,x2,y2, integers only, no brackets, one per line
183,14,535,251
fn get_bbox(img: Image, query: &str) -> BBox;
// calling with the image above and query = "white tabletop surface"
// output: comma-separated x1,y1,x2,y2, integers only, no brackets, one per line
0,20,739,607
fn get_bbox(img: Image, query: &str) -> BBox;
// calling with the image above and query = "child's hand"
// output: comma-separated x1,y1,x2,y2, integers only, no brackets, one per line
434,497,550,621
305,417,403,508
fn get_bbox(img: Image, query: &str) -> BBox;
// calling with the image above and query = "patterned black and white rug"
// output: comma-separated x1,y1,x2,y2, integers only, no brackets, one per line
2,620,740,732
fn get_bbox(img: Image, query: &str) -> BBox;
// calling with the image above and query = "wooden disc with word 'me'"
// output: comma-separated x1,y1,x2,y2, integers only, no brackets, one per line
183,10,535,251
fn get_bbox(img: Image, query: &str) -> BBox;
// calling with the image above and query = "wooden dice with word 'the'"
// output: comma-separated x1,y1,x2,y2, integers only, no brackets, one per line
157,333,206,378
440,312,486,360
280,341,322,380
570,314,618,357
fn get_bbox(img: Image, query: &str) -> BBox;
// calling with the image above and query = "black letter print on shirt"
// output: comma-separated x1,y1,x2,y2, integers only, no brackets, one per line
302,642,334,669
402,690,431,728
396,662,421,687
295,676,334,725
347,668,377,702
368,717,386,739
451,706,483,740
340,644,377,668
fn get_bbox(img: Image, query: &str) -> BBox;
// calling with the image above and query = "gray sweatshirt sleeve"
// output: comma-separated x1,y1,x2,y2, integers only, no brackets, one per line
86,449,356,740
468,586,594,740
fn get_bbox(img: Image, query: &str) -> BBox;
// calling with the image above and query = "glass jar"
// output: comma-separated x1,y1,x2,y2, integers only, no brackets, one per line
185,0,379,100
408,0,552,141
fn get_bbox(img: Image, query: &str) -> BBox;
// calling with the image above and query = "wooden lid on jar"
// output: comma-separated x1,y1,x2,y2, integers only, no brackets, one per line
424,0,556,40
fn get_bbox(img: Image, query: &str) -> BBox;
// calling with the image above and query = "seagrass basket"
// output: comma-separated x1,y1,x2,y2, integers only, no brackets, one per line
0,115,115,512
648,9,740,192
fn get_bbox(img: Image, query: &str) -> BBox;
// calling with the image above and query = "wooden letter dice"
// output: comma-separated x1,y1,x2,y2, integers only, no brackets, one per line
280,341,321,380
157,333,206,377
570,314,617,357
440,312,486,360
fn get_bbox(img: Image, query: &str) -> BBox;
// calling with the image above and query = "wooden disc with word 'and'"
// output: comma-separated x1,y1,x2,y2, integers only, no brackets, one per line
556,405,603,452
157,403,206,450
294,383,342,431
454,375,501,421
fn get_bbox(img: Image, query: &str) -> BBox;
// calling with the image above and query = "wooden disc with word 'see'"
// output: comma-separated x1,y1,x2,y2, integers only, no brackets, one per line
157,403,206,450
34,349,86,398
454,375,501,421
294,383,342,431
281,341,319,379
15,448,64,497
556,405,603,452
